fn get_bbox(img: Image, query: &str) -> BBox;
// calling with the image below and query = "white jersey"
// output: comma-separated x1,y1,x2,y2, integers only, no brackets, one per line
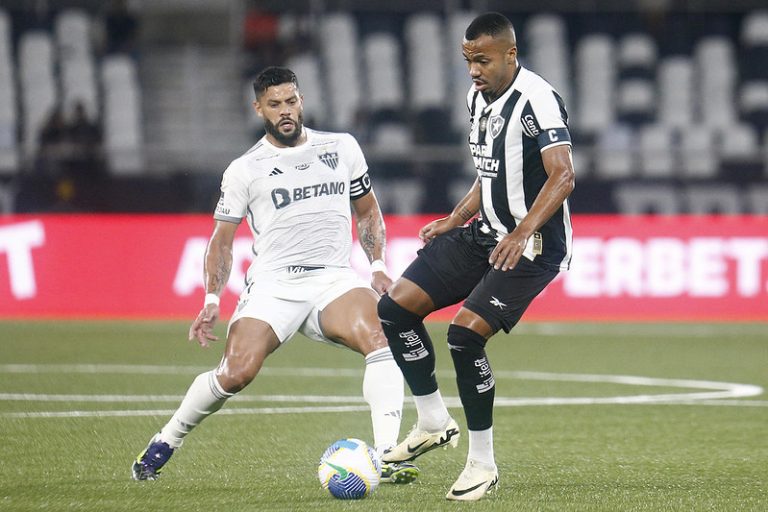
214,128,371,276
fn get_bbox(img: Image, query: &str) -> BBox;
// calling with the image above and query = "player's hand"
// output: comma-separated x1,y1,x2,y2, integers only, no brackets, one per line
371,271,393,295
419,216,454,243
489,232,527,271
188,304,220,348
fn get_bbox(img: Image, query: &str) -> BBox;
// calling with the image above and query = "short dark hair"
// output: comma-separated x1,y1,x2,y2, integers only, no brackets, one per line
465,12,514,40
253,66,299,99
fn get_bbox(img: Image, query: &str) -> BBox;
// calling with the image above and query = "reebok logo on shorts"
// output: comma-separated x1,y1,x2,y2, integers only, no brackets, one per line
489,296,506,310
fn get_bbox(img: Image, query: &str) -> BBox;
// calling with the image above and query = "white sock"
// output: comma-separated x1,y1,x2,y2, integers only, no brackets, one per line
158,370,234,449
467,427,495,468
362,347,404,455
413,389,451,432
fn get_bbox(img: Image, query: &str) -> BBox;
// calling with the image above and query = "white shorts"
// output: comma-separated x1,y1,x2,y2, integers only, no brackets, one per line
227,266,372,345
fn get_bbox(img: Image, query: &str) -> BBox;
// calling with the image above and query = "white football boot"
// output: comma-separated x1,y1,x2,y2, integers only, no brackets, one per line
381,417,460,463
445,459,499,501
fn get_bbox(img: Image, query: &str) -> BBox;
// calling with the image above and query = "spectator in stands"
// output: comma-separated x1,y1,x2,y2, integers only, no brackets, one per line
65,101,105,179
36,106,67,176
32,101,106,210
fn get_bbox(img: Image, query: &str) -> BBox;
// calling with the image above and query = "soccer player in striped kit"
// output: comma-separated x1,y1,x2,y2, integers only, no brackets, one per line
132,67,418,484
379,12,575,501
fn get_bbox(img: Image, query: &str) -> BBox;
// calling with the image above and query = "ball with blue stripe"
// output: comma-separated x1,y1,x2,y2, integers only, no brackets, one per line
318,438,381,499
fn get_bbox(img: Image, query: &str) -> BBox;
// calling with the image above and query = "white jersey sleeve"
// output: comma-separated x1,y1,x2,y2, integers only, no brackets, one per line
214,159,250,223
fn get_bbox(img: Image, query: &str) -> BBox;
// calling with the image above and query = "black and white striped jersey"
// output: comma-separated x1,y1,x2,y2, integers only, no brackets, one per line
467,65,573,271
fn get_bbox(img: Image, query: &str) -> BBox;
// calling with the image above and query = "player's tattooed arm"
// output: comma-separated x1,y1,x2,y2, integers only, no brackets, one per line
352,192,387,262
451,179,481,223
208,253,232,294
204,221,238,295
358,212,386,262
457,205,476,222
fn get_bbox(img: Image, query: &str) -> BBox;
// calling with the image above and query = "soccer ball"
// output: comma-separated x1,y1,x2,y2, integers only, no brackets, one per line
318,438,381,499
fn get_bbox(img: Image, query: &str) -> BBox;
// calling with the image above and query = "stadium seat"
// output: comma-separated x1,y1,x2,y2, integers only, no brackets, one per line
658,56,694,128
684,185,742,214
594,123,635,179
405,13,447,112
746,184,768,213
741,11,768,74
19,30,57,158
616,78,655,125
617,33,657,80
55,9,99,120
0,181,14,213
614,184,680,215
319,13,361,130
695,37,738,128
717,123,762,177
741,9,768,47
570,146,592,179
739,80,768,132
575,34,616,134
680,127,718,179
718,123,759,161
0,9,10,54
0,8,18,174
363,32,403,114
101,55,144,174
638,125,675,178
370,122,411,151
375,178,424,215
525,14,572,106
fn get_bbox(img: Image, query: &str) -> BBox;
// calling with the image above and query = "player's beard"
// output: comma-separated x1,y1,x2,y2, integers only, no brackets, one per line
265,114,304,147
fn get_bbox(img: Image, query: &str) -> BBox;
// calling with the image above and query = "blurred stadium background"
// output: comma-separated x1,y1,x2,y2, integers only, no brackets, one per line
1,4,766,509
1,0,768,216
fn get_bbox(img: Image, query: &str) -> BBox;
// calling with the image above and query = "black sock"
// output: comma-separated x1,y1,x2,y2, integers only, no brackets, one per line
448,324,495,430
377,294,438,396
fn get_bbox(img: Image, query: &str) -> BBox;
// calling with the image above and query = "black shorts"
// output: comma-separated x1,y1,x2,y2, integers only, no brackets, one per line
401,221,558,333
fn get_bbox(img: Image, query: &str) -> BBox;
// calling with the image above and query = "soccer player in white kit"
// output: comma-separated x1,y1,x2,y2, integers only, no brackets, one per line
132,67,419,484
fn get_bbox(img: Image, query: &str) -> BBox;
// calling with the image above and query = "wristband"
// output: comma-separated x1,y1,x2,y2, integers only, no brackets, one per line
370,259,387,273
204,293,220,307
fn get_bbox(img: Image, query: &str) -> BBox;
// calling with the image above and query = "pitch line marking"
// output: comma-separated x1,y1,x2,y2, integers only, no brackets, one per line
4,400,768,419
0,368,763,418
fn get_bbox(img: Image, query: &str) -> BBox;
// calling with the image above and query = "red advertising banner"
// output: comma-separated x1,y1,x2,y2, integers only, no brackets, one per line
0,214,767,321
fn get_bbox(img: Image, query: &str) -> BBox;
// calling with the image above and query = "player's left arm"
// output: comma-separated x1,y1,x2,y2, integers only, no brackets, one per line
352,190,392,294
489,144,575,271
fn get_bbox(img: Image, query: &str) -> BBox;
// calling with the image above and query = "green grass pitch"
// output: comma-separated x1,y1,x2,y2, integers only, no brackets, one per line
1,321,766,511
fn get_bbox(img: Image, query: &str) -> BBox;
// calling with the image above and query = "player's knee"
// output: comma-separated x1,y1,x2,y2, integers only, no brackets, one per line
447,324,488,353
377,294,422,328
217,370,253,394
216,356,263,393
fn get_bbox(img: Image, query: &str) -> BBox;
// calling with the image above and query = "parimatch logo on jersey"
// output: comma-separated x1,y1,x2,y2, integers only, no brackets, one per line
270,181,346,209
469,142,500,178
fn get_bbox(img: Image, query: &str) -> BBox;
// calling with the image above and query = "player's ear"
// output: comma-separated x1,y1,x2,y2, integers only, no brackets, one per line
507,46,517,64
252,100,263,118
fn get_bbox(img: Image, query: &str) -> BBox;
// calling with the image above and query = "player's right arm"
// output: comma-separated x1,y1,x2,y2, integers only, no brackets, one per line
419,178,480,242
188,220,239,347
